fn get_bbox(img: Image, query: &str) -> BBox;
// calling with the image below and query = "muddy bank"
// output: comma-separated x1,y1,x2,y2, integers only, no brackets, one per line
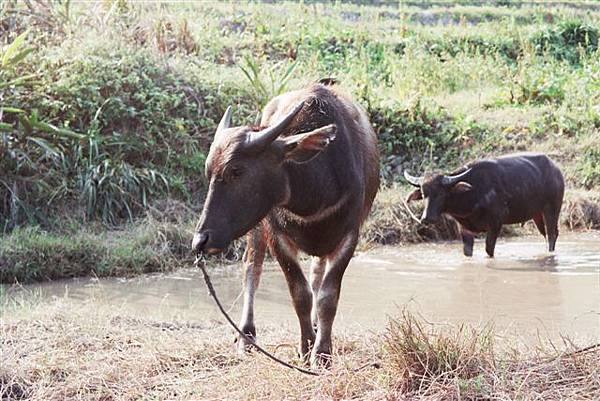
1,188,599,284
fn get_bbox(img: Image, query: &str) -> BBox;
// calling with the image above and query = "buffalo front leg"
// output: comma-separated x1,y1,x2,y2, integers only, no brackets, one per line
311,231,359,368
485,223,502,258
309,257,326,330
461,228,474,257
237,224,267,353
270,236,315,361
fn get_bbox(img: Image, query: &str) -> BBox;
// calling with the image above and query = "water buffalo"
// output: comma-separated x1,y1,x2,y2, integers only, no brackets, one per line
404,153,564,257
192,82,379,367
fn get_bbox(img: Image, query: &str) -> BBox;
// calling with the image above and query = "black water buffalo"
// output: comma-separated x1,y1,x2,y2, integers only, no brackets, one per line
192,82,379,367
404,153,564,257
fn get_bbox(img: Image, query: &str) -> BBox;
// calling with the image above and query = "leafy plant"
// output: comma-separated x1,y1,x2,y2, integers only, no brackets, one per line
72,103,169,224
0,30,82,231
78,158,168,224
370,98,489,180
578,147,600,189
531,19,599,64
238,55,298,109
1,31,172,229
507,62,567,105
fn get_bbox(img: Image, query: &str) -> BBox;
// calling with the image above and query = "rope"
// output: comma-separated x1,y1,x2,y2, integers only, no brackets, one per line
401,196,422,224
195,256,320,376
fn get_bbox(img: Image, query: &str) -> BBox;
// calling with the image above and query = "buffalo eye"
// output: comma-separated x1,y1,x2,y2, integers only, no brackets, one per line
224,165,243,182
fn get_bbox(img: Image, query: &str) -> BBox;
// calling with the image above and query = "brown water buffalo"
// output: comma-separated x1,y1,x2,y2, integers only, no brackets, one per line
192,82,379,367
404,153,564,257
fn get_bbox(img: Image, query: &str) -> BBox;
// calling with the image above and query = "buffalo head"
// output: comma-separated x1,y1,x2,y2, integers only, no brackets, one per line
404,169,472,224
192,102,337,255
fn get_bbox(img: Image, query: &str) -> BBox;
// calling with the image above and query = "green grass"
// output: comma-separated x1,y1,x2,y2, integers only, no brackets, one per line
0,221,191,283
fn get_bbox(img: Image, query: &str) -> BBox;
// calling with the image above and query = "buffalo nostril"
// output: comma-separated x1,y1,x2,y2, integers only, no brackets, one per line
192,232,209,254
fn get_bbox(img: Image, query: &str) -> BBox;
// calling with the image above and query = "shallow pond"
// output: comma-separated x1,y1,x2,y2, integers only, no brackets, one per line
5,232,600,341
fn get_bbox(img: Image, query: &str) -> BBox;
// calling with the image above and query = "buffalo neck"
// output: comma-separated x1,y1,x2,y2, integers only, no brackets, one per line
444,190,477,217
280,159,345,218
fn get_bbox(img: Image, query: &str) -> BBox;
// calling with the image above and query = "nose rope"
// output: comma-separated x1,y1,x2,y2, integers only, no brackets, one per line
194,255,320,376
401,197,422,224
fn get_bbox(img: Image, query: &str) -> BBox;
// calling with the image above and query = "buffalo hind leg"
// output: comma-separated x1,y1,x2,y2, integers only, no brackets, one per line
543,204,560,252
237,224,267,353
309,257,326,331
485,223,502,258
533,213,546,238
311,231,359,368
461,228,474,257
270,236,315,361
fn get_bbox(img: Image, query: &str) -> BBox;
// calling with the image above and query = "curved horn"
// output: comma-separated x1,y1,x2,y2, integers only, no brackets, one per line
247,101,305,149
404,170,424,187
212,105,233,144
216,106,233,133
441,168,472,186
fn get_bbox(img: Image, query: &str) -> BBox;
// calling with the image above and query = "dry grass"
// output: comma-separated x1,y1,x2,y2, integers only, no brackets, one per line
562,190,600,230
1,300,598,401
384,311,495,395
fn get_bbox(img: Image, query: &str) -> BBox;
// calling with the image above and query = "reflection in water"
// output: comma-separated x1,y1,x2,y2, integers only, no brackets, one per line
486,255,559,271
4,233,600,341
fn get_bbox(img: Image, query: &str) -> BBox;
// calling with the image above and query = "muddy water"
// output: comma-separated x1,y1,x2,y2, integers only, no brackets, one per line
5,233,600,341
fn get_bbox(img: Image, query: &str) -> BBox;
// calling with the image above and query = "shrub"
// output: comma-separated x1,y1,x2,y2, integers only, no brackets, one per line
507,62,568,105
0,30,82,231
370,99,489,180
531,20,599,64
578,146,600,189
1,37,222,226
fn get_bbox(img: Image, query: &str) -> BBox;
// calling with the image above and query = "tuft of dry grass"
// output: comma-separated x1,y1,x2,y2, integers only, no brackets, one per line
1,300,598,400
562,190,600,230
384,310,495,395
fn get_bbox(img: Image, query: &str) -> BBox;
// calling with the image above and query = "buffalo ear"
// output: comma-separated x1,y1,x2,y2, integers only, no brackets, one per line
406,188,423,202
451,181,473,193
279,124,336,164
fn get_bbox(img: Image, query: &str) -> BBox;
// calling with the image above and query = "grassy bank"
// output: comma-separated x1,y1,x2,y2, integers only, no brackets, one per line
2,187,599,284
1,300,598,400
1,1,599,281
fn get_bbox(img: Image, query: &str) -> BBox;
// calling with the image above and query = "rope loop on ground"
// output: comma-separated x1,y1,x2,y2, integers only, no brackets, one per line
195,255,320,376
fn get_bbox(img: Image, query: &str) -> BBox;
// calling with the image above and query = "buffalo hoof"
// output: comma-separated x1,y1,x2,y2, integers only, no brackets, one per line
463,249,473,257
310,349,332,369
297,348,311,365
236,339,254,355
234,330,256,355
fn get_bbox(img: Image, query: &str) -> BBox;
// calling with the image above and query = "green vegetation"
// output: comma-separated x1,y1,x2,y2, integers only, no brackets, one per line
0,221,189,283
1,1,599,282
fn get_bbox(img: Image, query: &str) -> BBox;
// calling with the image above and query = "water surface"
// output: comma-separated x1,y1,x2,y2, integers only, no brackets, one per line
4,233,599,341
